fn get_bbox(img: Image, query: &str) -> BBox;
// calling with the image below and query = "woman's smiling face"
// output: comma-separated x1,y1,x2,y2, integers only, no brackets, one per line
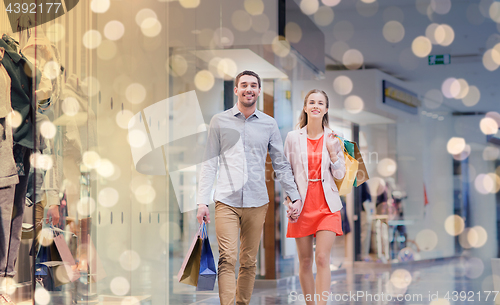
304,92,328,120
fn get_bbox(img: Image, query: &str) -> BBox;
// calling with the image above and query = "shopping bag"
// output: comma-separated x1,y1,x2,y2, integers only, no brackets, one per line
334,137,359,195
53,234,79,282
352,141,369,186
177,224,203,286
196,223,217,291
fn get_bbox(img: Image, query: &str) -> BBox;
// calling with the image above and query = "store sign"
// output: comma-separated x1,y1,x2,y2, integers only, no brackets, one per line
428,54,451,65
383,80,421,114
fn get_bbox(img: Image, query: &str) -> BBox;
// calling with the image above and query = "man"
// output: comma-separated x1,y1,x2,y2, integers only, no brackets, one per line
196,70,302,305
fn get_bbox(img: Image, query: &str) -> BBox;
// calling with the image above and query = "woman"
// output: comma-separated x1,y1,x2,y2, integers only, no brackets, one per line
284,89,346,305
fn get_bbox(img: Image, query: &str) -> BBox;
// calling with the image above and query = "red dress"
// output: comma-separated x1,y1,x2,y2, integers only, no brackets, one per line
287,135,343,238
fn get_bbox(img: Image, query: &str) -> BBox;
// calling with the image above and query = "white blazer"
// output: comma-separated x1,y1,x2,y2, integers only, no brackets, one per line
283,126,346,213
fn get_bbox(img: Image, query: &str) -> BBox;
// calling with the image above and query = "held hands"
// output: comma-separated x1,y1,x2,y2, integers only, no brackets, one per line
326,132,341,162
197,205,210,224
287,199,302,223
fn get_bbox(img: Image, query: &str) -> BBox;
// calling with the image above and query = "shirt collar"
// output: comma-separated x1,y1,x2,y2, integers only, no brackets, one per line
231,104,260,118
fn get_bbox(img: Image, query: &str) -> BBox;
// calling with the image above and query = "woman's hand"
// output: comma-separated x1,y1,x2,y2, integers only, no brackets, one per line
287,199,302,223
326,132,342,162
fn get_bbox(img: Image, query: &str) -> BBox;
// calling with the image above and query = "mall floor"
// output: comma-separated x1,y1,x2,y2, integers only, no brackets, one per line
171,258,500,305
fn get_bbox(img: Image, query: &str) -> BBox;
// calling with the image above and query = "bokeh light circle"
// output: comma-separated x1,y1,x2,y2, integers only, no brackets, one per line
104,21,125,40
344,95,364,113
377,158,397,177
444,215,465,236
98,187,119,208
194,70,215,91
390,269,412,289
333,76,353,95
461,85,480,107
91,0,110,13
141,18,162,37
126,83,147,104
285,22,302,43
77,197,96,216
411,36,432,57
383,21,405,43
480,117,499,135
135,9,157,27
300,0,320,15
116,110,134,129
244,0,264,16
110,277,130,296
343,49,364,70
82,30,102,49
415,229,438,251
314,6,334,27
135,185,156,204
119,250,141,271
446,137,466,155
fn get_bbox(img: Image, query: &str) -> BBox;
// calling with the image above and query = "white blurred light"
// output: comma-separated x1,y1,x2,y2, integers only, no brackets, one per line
475,173,491,194
43,61,61,80
343,49,364,69
62,97,80,116
470,226,488,248
179,0,200,8
83,151,101,169
194,70,215,91
91,0,110,13
217,58,238,79
34,287,51,305
383,21,405,43
135,185,156,204
453,144,471,161
390,269,412,289
411,36,432,57
426,23,440,44
480,117,499,135
110,277,130,296
344,95,364,113
483,49,500,71
300,0,320,15
126,83,147,104
454,79,470,99
104,21,125,40
444,215,465,236
82,30,102,49
333,76,353,95
322,0,341,6
244,0,264,16
30,152,53,171
437,24,454,46
272,36,291,57
415,229,438,251
285,22,303,43
127,130,146,148
97,159,115,178
446,137,466,155
135,9,157,27
377,158,397,177
77,197,96,216
314,6,334,27
141,18,162,37
119,250,141,271
40,121,56,139
490,1,500,22
431,0,451,14
462,85,481,107
116,110,134,129
98,187,119,208
441,77,459,99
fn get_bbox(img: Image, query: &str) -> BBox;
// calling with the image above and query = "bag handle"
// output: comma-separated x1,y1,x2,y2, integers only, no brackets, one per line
199,222,208,239
334,135,349,154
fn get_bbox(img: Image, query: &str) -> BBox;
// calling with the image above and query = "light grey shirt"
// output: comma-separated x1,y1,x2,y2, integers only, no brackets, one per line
197,104,300,208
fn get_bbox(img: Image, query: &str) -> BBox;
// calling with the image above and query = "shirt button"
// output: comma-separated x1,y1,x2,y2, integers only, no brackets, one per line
21,84,24,88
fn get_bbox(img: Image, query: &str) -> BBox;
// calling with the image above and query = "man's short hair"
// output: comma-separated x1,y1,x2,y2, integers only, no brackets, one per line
235,70,261,88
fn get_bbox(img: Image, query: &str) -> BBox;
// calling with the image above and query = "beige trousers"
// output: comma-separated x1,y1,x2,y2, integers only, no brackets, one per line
215,201,268,305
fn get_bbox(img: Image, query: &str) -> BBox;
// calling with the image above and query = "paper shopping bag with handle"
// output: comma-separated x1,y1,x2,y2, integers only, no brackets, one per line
178,224,203,286
351,141,369,186
334,137,359,196
196,223,217,291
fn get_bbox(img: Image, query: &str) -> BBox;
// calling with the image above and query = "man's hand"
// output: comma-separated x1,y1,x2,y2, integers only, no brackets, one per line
47,205,60,225
197,205,210,224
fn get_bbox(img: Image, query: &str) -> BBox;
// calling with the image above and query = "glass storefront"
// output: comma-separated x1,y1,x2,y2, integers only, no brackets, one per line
0,0,500,304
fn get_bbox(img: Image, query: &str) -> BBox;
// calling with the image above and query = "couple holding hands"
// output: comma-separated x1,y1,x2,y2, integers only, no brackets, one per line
196,70,345,305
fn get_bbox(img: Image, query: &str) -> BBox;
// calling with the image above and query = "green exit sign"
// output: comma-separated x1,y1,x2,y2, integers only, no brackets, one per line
428,54,451,65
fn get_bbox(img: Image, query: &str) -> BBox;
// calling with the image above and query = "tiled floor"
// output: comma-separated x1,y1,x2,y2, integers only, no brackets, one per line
170,258,500,304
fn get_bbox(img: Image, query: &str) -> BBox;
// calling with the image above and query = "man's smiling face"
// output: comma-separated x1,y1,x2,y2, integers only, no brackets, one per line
234,75,261,108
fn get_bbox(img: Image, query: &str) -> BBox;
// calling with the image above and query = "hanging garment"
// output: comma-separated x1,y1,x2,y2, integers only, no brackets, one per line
0,36,41,149
0,47,19,188
21,29,62,106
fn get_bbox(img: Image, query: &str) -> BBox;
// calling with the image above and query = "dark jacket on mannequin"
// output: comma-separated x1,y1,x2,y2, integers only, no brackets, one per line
0,37,41,149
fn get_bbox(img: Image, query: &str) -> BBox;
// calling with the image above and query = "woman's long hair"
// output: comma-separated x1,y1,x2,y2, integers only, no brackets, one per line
297,89,330,129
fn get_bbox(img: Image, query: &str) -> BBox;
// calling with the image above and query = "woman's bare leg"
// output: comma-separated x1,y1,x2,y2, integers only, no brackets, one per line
315,230,336,305
295,235,315,305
